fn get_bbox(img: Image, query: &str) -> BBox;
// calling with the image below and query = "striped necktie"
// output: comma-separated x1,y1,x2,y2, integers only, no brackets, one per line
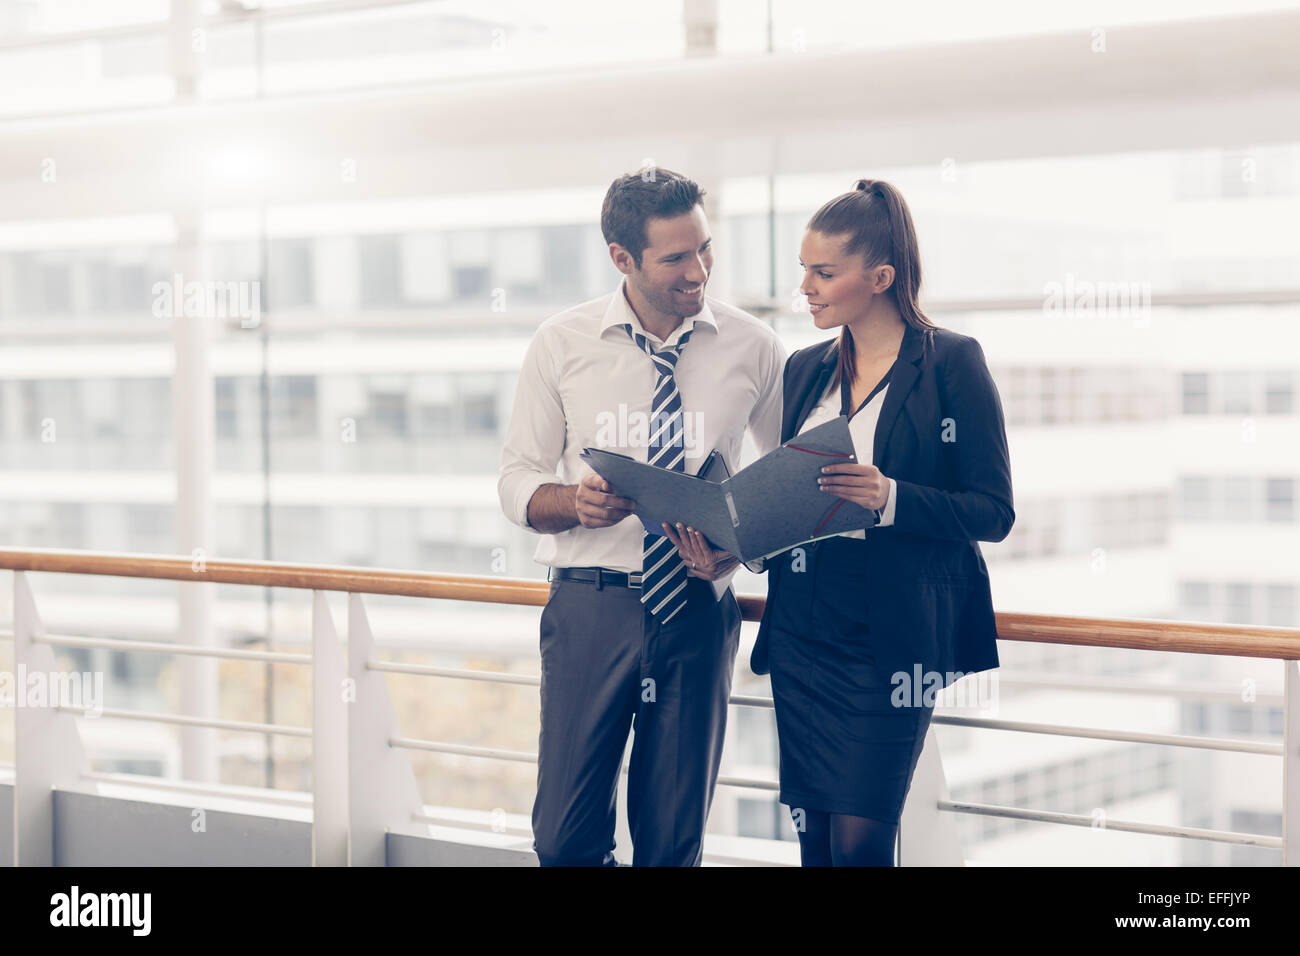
623,322,695,624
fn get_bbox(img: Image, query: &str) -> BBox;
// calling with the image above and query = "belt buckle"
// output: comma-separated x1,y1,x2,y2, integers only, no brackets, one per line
627,572,642,590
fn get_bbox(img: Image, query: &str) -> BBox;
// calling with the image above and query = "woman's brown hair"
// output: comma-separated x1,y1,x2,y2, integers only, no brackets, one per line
807,179,937,388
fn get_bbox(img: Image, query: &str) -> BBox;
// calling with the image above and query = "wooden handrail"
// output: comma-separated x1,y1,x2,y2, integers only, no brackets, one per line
2,546,1297,660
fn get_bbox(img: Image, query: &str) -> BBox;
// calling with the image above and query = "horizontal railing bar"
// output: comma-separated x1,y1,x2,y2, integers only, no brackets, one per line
35,632,311,664
6,633,1282,758
390,737,781,791
55,705,311,738
996,672,1284,705
391,738,536,762
931,714,1282,755
938,800,1284,848
715,775,780,792
19,660,1283,755
368,659,776,707
5,653,1288,756
3,547,1297,658
728,693,776,709
33,686,1282,758
0,625,1284,706
0,547,551,607
368,660,539,685
10,627,1210,705
80,770,314,806
991,612,1300,660
339,659,1286,755
410,809,533,838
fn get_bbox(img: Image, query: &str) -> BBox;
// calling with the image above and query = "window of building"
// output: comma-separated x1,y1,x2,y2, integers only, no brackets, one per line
736,797,789,842
1264,370,1294,415
271,375,318,438
366,378,409,436
268,237,315,310
358,234,402,307
1264,477,1295,522
1185,701,1208,734
1178,580,1214,621
1221,371,1252,414
1223,476,1254,521
1265,584,1296,627
1181,371,1209,414
1179,476,1211,520
1223,582,1254,624
215,377,238,440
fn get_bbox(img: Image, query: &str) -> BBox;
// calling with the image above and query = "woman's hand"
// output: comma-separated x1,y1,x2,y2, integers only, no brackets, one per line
661,522,741,581
817,463,890,510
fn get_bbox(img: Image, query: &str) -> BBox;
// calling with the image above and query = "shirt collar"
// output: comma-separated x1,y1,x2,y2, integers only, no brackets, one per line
600,278,717,349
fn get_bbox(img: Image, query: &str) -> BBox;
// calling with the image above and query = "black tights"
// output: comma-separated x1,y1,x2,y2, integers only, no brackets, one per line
794,807,898,866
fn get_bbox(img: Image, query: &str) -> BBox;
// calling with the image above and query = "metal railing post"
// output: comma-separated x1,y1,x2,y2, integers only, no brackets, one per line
899,724,965,865
1284,658,1299,866
347,593,422,866
11,572,87,865
311,591,348,865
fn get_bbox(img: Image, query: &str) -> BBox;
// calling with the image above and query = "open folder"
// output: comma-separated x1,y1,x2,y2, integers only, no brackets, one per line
578,416,880,564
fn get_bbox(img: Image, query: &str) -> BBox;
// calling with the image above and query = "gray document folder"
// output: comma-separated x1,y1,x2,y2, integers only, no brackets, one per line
578,416,880,563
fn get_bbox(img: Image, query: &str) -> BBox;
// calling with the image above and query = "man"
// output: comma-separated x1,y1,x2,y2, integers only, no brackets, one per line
498,168,785,866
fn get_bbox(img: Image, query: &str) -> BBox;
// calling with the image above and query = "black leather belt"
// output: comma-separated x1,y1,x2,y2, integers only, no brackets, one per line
549,566,643,590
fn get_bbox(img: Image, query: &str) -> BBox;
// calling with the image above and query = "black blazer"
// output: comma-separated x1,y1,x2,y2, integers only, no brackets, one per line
751,323,1014,686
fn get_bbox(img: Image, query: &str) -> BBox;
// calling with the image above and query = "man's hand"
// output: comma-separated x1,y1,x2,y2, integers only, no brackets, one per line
575,473,637,528
661,522,741,581
817,463,890,510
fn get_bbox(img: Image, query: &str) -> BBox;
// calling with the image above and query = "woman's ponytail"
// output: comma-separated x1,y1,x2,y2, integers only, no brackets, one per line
808,179,936,387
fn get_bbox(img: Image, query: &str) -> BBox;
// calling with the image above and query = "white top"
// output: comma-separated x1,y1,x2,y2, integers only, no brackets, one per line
498,279,787,599
794,374,898,537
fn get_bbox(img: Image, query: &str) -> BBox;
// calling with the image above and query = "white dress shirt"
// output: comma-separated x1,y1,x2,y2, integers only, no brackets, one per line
795,376,898,535
498,280,786,600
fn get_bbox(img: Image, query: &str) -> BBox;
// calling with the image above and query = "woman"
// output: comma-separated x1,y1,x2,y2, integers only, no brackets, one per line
669,178,1013,865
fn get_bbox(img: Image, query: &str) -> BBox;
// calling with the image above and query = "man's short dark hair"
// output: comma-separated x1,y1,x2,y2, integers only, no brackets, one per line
600,168,706,268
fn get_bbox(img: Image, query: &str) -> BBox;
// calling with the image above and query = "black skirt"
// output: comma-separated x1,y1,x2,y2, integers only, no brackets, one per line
766,538,934,823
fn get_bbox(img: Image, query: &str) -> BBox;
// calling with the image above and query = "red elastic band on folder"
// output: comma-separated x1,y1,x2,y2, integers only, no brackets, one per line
785,444,853,458
813,498,847,537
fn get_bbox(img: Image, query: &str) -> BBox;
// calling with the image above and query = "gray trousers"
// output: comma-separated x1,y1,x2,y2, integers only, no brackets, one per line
531,575,742,866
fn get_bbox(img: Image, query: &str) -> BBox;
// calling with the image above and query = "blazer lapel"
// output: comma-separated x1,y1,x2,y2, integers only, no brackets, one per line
785,340,838,441
872,323,928,472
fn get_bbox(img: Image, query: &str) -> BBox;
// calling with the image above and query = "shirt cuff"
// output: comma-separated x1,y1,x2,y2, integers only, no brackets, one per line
710,568,738,601
506,473,554,532
877,476,898,527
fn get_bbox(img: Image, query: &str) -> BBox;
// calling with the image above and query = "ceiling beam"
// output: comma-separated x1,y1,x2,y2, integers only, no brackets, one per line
1,10,1296,222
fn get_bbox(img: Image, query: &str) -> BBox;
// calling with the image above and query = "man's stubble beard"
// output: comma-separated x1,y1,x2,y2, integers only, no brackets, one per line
632,269,704,322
